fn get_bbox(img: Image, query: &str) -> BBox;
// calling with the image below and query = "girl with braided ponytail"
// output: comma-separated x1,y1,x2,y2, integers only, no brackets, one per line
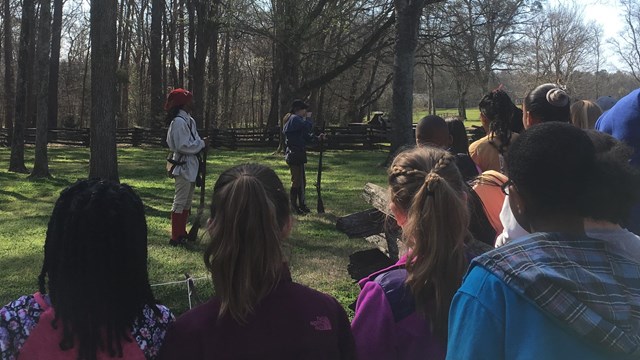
469,88,519,174
351,147,491,360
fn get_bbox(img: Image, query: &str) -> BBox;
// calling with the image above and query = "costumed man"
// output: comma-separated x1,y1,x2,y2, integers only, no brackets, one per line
283,99,314,215
165,88,206,246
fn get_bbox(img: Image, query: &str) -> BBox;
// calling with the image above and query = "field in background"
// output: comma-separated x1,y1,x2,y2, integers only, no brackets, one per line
412,108,482,126
0,146,388,316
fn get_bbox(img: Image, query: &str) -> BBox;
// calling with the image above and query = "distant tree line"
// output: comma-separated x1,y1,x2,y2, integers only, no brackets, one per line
0,0,638,177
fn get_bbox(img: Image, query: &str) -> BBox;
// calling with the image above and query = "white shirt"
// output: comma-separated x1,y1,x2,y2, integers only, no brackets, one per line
166,110,204,182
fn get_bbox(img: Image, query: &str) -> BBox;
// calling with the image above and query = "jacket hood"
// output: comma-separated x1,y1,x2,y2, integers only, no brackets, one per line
595,88,640,167
474,232,640,356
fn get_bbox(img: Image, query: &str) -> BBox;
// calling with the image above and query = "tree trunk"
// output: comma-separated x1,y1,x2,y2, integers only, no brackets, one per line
389,0,426,157
221,30,231,127
150,0,164,127
47,0,63,130
10,0,36,173
455,77,467,120
191,0,212,127
3,0,15,144
89,0,119,181
178,0,185,86
205,0,220,131
31,0,52,178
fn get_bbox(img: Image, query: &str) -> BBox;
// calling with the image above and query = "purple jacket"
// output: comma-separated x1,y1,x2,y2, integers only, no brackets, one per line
351,256,446,360
158,265,355,360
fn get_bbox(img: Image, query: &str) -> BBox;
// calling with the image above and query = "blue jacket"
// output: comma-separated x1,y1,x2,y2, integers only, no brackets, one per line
283,114,314,151
447,233,640,360
595,88,640,235
447,266,637,360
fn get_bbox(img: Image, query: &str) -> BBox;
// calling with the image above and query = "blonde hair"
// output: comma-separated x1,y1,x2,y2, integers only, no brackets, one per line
204,164,290,323
388,147,469,341
570,100,602,129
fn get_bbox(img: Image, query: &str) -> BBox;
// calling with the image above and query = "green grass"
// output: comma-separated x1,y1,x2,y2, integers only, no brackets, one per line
0,146,388,316
413,108,482,127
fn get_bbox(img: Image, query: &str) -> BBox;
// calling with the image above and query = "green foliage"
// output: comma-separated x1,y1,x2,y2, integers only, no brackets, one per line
0,146,388,316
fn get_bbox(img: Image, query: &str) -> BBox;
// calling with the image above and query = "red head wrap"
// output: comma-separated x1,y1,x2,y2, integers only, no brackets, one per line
164,88,193,111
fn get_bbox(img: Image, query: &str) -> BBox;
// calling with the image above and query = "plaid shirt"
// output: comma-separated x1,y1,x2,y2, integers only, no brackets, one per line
473,232,640,356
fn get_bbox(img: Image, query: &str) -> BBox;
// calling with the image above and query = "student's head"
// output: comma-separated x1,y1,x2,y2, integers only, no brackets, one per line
584,130,640,225
416,115,450,148
290,99,309,116
523,84,570,128
445,117,470,155
205,164,290,323
388,146,468,341
478,89,515,154
505,123,594,231
39,179,156,359
570,100,602,129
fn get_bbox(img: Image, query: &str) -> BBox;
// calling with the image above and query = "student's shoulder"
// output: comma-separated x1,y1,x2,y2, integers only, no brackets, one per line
286,282,346,313
469,136,489,153
170,299,220,332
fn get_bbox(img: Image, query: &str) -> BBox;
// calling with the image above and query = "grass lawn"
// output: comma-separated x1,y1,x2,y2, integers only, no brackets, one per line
0,145,388,316
412,108,482,127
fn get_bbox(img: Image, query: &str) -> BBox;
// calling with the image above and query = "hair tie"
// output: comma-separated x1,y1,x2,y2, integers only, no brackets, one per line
546,88,569,107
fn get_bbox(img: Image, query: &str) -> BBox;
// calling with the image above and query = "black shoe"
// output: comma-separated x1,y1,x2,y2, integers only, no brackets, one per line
169,237,188,247
299,205,311,213
294,207,306,215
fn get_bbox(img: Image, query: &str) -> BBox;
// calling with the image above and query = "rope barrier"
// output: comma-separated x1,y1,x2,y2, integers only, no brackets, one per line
150,274,209,309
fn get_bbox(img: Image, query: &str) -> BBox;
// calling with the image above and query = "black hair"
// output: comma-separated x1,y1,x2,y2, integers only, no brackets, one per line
445,117,471,155
478,89,514,155
584,130,640,225
165,105,184,126
524,84,570,124
416,115,449,147
506,122,594,217
39,179,159,360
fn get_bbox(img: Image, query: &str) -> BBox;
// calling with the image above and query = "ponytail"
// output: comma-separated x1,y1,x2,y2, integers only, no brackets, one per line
204,164,289,323
389,148,469,342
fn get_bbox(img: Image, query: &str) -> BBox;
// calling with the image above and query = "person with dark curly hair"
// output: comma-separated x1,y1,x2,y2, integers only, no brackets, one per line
0,179,174,360
469,88,519,174
448,123,640,359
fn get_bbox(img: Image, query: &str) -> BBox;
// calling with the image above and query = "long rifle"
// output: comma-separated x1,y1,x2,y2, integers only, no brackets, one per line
187,145,207,242
315,125,325,214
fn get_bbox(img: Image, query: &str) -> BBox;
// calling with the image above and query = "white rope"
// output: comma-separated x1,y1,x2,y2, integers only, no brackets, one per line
150,277,208,287
151,275,209,309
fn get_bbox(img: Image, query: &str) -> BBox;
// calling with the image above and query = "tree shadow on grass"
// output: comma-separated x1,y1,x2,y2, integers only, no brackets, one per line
0,252,43,305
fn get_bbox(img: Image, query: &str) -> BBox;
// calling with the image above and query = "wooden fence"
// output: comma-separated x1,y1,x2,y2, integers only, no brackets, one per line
0,125,392,150
0,123,484,150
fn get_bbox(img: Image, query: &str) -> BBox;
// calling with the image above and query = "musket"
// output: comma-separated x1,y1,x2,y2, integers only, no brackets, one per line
315,123,325,214
187,147,206,242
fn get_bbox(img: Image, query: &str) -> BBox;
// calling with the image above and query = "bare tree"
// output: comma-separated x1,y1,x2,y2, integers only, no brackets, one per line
612,0,640,83
150,0,164,126
389,0,433,156
89,0,119,181
522,4,597,91
31,0,53,178
10,0,36,173
3,0,15,144
47,0,63,129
